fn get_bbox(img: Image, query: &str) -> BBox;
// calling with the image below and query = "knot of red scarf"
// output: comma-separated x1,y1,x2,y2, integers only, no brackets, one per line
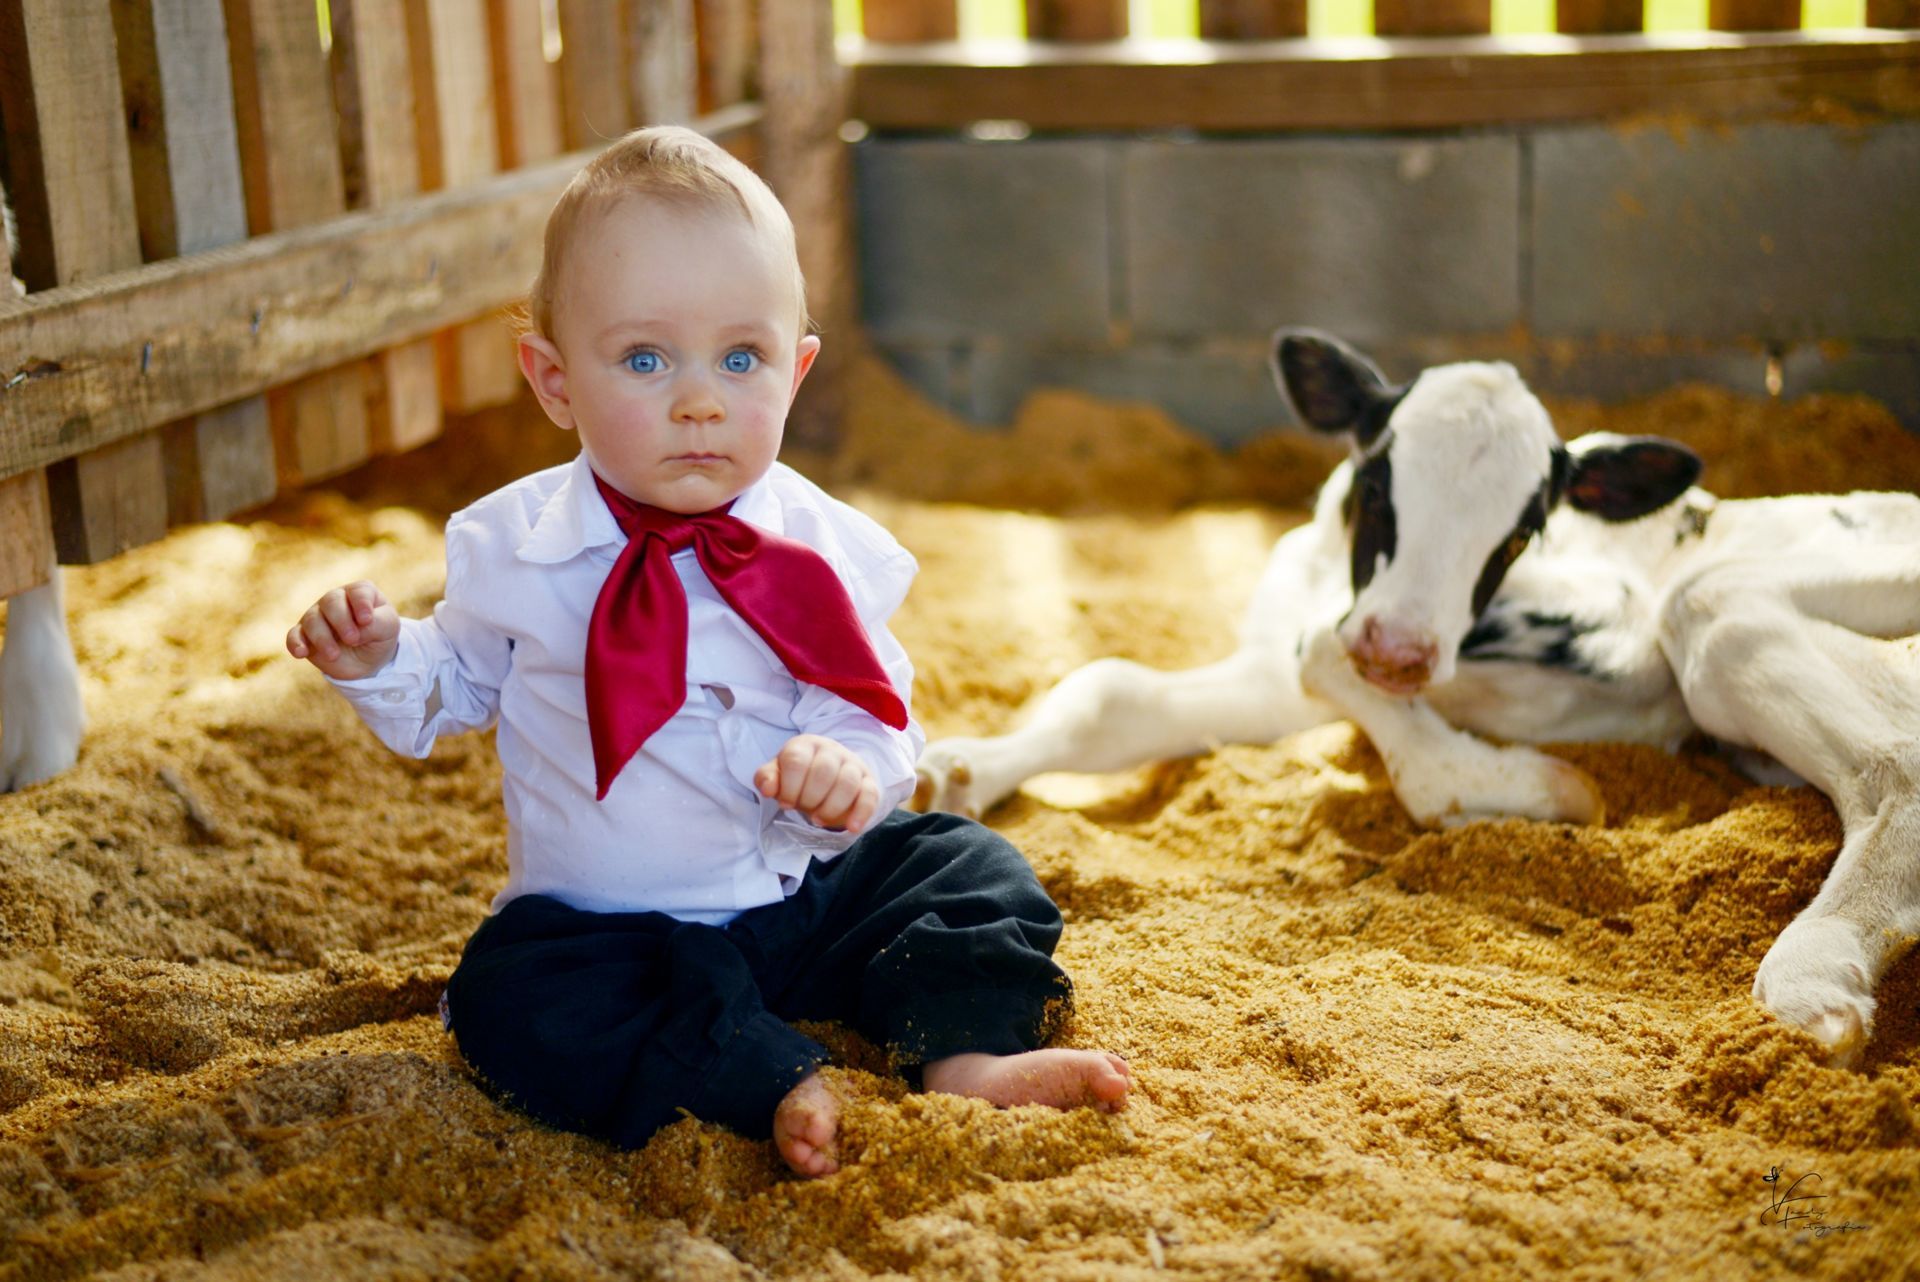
585,472,908,800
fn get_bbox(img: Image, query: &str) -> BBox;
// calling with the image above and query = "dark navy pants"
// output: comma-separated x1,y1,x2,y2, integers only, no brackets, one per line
443,809,1069,1147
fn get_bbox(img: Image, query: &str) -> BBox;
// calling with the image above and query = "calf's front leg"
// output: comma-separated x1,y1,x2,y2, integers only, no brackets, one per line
915,644,1332,818
1298,626,1605,828
0,569,85,792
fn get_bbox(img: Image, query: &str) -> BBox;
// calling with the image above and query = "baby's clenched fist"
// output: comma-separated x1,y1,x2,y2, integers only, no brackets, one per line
287,581,401,681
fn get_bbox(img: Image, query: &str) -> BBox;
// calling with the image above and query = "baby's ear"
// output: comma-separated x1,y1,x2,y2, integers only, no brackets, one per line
518,334,575,431
789,334,822,405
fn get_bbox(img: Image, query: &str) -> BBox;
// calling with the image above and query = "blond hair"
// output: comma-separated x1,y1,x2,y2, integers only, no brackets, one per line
523,125,809,340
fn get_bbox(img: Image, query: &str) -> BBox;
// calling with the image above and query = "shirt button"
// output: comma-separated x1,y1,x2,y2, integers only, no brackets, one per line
383,691,406,704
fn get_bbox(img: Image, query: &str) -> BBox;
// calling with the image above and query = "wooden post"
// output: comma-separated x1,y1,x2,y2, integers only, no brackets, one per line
490,0,564,166
864,0,958,42
1555,0,1642,32
332,0,445,454
0,0,171,564
1868,1,1920,24
758,0,850,452
1709,0,1801,29
695,0,756,113
1374,1,1493,35
113,0,279,525
557,0,633,147
0,471,55,599
223,0,372,486
627,0,698,124
0,238,53,597
1199,0,1308,38
407,0,523,412
1026,0,1129,40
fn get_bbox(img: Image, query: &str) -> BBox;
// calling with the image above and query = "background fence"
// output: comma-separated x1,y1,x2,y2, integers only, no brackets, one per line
841,1,1920,443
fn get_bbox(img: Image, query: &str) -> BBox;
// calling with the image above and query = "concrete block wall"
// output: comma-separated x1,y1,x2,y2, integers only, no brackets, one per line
855,122,1920,441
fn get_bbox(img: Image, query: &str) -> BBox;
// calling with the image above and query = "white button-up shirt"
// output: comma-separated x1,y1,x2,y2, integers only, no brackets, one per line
330,453,924,925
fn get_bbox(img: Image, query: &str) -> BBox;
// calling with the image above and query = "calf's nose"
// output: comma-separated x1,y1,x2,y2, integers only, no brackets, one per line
1347,616,1439,695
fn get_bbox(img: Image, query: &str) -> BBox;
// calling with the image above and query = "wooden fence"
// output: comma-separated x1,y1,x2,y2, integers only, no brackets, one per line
848,2,1920,131
0,0,845,602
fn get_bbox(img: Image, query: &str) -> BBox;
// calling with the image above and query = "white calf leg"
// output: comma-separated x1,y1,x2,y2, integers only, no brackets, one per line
1297,627,1606,828
915,645,1333,817
0,569,85,792
1665,567,1920,1065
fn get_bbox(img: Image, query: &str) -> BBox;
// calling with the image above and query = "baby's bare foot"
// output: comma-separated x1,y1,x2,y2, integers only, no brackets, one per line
773,1071,841,1178
921,1049,1132,1114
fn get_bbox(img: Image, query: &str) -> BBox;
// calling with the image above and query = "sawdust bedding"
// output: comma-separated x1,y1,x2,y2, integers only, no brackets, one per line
1,355,1916,1281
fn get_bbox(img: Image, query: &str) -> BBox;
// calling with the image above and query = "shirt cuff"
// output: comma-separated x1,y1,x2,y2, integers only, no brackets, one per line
325,621,433,718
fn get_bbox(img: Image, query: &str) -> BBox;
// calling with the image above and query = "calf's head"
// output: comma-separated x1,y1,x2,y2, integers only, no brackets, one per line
1272,329,1701,694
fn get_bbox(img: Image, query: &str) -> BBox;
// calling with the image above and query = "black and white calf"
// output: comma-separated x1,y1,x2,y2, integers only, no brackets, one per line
914,330,1920,1066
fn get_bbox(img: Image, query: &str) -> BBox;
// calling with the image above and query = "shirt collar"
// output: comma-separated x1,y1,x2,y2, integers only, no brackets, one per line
515,452,786,564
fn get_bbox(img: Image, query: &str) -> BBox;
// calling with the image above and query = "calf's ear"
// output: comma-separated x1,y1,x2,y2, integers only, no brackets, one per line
1563,435,1702,522
1272,329,1399,444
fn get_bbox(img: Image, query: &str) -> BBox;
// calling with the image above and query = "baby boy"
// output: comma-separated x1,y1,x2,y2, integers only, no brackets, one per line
287,126,1130,1176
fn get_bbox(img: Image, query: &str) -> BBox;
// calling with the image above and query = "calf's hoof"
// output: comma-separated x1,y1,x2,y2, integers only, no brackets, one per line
1752,915,1875,1068
913,743,982,818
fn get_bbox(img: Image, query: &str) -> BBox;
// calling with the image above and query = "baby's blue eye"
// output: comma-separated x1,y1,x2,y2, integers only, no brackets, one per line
723,350,758,374
626,350,661,374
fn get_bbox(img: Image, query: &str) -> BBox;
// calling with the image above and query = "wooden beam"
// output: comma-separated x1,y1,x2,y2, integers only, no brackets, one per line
333,0,445,455
114,0,278,524
1199,1,1308,39
1556,1,1643,33
1869,1,1920,26
1710,0,1801,29
490,0,565,165
758,0,849,452
849,35,1920,132
223,0,371,486
628,0,698,124
0,108,761,483
1374,1,1492,36
408,0,522,413
557,0,633,147
864,0,958,42
1026,0,1129,41
1,0,170,564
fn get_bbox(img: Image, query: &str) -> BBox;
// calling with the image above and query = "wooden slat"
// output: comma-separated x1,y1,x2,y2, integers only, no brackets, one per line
1,0,171,564
1557,0,1643,32
850,35,1920,131
1869,1,1920,26
1026,0,1129,40
333,0,446,454
114,0,277,525
1374,1,1492,35
48,432,169,563
694,0,755,113
627,0,698,124
758,0,849,452
557,0,633,146
408,0,522,413
0,109,767,482
490,0,565,165
1710,0,1801,28
223,0,371,486
864,0,958,42
1199,1,1307,39
0,470,55,599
